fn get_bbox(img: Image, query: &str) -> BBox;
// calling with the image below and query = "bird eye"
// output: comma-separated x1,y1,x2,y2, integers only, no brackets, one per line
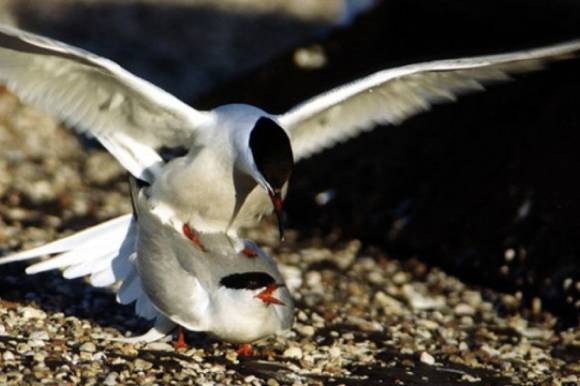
249,117,293,190
219,271,276,290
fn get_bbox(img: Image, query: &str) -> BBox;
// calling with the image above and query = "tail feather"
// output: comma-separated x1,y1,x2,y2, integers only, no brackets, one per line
90,265,118,288
0,214,133,265
62,249,117,280
1,210,164,338
117,264,141,305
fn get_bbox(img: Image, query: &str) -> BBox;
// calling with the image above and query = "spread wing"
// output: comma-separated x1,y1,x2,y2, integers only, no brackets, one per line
0,24,212,182
278,39,580,161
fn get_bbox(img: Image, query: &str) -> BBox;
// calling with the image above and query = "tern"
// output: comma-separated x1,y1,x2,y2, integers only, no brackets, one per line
0,178,294,346
0,24,579,243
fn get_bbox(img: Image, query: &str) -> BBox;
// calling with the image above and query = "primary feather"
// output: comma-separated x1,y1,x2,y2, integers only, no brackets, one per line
279,39,580,161
0,24,211,182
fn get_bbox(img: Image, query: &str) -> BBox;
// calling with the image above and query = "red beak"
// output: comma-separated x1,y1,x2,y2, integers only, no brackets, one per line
256,283,285,306
269,191,286,241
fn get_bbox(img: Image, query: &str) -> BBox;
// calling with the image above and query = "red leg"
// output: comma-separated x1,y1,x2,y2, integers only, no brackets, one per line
241,246,258,258
236,343,253,356
174,326,187,350
182,224,206,251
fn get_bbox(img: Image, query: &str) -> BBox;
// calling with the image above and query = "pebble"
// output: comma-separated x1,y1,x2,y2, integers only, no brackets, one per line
266,378,280,386
79,342,97,353
402,285,445,310
328,346,342,358
461,374,482,383
29,339,46,348
103,372,118,386
420,352,435,366
16,343,30,354
374,291,403,314
144,342,174,351
283,347,303,359
298,325,315,337
243,375,257,383
21,307,47,320
134,358,153,371
3,351,14,361
454,304,476,316
29,331,49,341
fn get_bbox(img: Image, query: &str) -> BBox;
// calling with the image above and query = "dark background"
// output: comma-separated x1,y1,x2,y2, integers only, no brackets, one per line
201,0,580,324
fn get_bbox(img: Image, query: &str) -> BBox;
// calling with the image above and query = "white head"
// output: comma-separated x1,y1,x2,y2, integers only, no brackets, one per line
213,104,294,238
207,271,294,343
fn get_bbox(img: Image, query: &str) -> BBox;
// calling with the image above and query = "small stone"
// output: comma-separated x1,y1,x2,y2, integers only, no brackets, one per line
531,297,542,314
420,352,435,366
283,347,303,359
29,331,49,341
3,351,14,361
144,342,173,351
392,271,409,284
21,307,46,320
243,375,257,383
79,342,96,353
16,343,30,354
461,374,482,383
454,303,475,316
460,316,474,326
328,346,341,358
267,378,280,386
298,325,315,337
297,310,308,322
103,372,118,386
374,291,403,314
293,45,327,70
418,319,439,330
367,271,384,284
560,375,578,384
29,339,46,348
134,358,153,371
33,352,47,363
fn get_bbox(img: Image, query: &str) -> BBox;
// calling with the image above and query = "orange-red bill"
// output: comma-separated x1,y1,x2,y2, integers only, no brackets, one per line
269,192,285,241
256,283,285,306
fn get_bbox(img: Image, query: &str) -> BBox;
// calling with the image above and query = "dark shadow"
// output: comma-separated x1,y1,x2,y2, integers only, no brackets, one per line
200,0,580,323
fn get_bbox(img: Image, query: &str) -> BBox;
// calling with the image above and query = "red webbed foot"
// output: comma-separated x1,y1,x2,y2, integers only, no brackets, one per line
174,326,188,350
182,223,207,251
236,343,253,356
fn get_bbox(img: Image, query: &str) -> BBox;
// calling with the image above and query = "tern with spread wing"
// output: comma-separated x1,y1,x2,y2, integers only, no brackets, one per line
0,178,294,345
0,24,579,245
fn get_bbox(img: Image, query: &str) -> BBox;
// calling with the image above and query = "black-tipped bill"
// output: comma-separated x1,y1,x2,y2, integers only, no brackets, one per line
270,190,285,241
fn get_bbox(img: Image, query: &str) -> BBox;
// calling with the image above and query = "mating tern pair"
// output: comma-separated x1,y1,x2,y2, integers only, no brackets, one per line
3,179,293,345
1,24,580,344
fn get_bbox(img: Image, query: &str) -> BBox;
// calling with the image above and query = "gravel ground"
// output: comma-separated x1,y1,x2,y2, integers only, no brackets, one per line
0,89,578,385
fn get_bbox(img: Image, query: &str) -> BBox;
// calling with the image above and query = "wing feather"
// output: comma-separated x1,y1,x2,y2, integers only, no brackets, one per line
0,24,211,181
279,39,580,161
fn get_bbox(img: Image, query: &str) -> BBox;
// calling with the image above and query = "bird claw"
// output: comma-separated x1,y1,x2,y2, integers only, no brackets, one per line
182,224,207,251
